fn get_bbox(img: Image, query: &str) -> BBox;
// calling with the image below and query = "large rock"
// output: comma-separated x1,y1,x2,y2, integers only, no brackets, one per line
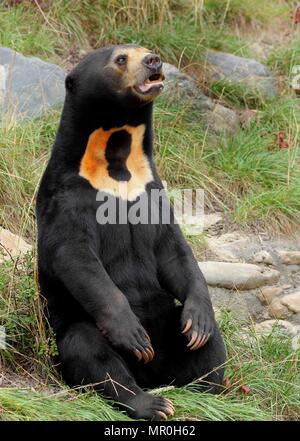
163,63,212,111
199,261,280,290
204,50,277,100
209,286,269,323
0,47,65,122
162,63,239,134
281,292,300,313
0,228,32,262
207,232,255,262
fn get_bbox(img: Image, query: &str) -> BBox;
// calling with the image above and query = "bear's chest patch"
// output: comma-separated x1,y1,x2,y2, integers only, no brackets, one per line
79,124,153,201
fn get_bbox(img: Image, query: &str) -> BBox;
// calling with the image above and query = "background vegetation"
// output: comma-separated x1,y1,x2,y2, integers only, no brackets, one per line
0,0,299,421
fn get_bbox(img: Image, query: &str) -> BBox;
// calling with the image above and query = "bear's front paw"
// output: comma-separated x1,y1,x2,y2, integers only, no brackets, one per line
180,297,215,351
98,314,154,363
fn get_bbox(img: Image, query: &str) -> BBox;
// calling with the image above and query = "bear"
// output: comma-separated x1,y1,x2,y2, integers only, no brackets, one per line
36,44,226,421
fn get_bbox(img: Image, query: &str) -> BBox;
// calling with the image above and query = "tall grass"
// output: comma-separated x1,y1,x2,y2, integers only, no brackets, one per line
0,0,300,422
0,1,258,65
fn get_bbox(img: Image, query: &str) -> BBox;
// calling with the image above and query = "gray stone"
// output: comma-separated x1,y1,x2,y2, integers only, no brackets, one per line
199,261,280,290
201,103,239,135
163,63,212,111
209,286,269,323
162,63,239,134
204,50,277,99
207,232,254,262
0,47,65,122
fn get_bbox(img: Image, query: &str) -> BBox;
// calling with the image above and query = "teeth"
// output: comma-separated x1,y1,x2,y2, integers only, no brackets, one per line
138,82,163,93
136,75,164,94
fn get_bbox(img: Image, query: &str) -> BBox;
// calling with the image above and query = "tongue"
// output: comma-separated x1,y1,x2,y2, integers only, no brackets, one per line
138,82,154,93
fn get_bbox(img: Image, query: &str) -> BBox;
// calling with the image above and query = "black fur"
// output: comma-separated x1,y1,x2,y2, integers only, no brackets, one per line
36,45,226,420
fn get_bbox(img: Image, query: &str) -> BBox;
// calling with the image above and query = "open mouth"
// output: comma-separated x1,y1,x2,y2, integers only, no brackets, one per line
134,73,165,95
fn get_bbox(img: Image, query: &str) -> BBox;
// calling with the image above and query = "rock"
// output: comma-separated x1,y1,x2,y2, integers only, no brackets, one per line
207,232,254,262
254,320,299,337
0,47,65,122
253,250,274,266
278,251,300,265
199,261,280,290
253,320,300,350
163,63,212,111
162,63,239,134
204,50,278,100
268,298,291,320
209,286,269,323
202,103,240,135
203,213,223,230
259,286,282,304
281,292,300,313
0,228,32,262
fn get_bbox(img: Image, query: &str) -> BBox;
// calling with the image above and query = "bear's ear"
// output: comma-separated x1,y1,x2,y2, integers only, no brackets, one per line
65,74,75,92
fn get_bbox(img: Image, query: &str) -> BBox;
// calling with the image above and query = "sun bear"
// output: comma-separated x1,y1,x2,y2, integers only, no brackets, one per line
36,44,226,421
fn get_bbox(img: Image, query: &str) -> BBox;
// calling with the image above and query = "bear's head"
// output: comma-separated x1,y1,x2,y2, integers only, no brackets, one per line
65,44,165,108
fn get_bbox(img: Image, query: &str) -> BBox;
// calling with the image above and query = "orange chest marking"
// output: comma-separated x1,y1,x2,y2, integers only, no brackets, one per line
79,124,153,201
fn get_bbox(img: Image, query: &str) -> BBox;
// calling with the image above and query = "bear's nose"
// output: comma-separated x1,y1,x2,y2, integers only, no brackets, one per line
142,54,162,72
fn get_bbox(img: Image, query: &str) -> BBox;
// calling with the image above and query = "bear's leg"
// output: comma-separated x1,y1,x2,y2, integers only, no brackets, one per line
57,321,174,420
166,325,226,393
130,307,226,393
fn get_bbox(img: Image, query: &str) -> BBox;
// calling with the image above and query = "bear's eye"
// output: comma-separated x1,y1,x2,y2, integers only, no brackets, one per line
115,55,127,66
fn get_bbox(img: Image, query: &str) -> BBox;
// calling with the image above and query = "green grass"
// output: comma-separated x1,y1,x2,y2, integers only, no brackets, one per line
0,1,257,66
0,0,300,422
203,0,291,26
154,96,300,231
268,38,300,79
0,109,59,238
210,80,267,108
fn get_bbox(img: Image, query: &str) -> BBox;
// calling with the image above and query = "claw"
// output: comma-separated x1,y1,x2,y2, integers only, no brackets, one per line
148,346,155,359
164,398,174,409
142,350,150,364
164,405,174,416
134,349,143,361
187,330,198,348
182,318,192,334
157,411,168,420
199,333,210,347
190,333,202,350
145,347,154,361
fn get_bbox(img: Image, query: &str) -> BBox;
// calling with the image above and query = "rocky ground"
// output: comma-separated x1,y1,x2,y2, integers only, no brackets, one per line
200,213,300,349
